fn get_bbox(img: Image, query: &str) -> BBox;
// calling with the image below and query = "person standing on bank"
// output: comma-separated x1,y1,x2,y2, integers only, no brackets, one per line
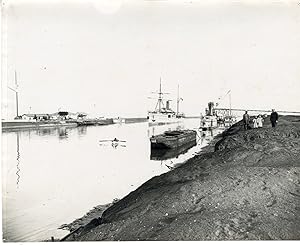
253,116,258,128
257,115,264,128
243,111,250,130
270,109,279,128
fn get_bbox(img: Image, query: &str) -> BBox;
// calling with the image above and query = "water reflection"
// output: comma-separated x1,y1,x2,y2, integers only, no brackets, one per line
58,127,68,140
149,124,227,170
150,140,197,161
16,132,20,188
200,129,214,141
3,125,79,140
2,119,223,242
37,128,55,136
77,126,87,137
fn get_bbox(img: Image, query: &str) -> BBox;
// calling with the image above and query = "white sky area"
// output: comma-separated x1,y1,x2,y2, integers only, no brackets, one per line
1,0,300,119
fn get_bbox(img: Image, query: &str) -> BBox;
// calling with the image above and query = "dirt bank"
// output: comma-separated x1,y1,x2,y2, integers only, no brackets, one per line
64,115,300,241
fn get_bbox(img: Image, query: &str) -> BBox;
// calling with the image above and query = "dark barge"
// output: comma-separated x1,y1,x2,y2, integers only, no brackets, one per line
76,118,114,126
150,140,197,160
150,130,197,149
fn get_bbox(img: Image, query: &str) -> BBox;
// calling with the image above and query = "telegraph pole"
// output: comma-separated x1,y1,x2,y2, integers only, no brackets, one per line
15,71,19,117
229,90,232,117
8,71,19,118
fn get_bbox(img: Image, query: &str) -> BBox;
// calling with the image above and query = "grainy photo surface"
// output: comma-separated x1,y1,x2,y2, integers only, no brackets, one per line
1,0,300,242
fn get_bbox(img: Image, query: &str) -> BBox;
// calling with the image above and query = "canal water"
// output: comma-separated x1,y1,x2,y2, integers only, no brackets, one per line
2,119,225,242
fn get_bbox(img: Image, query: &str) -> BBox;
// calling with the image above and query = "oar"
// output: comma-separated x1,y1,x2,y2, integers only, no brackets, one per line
111,138,127,142
99,139,127,142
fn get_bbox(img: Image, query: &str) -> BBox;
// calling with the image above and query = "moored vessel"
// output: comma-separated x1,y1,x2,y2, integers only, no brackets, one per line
77,118,114,126
147,79,183,126
150,140,196,160
150,130,197,149
200,102,218,130
200,115,218,131
1,119,77,130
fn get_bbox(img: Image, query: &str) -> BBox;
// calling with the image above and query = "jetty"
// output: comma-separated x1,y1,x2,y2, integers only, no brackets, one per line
62,114,300,241
1,120,77,130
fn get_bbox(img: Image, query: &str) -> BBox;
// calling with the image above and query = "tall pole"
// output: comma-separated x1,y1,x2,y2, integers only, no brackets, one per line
229,91,232,117
8,71,19,118
15,71,19,117
158,77,162,112
176,84,179,116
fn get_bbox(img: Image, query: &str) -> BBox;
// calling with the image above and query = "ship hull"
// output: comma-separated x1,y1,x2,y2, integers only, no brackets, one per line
77,118,114,126
150,140,197,160
200,115,218,131
150,130,197,149
1,120,77,131
148,113,182,126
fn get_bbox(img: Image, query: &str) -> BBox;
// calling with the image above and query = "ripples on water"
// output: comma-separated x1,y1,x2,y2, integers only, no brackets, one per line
2,119,225,242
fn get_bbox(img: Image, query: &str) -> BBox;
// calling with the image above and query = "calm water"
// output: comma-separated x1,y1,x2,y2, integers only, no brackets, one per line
2,119,224,242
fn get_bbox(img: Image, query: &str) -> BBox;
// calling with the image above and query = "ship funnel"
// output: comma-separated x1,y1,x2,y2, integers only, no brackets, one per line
208,102,215,116
166,100,170,110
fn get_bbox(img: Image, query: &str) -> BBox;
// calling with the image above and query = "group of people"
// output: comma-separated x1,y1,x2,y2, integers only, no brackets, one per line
243,109,279,130
252,115,264,129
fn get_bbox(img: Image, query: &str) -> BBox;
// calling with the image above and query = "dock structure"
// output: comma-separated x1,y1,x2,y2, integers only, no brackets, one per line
215,108,300,115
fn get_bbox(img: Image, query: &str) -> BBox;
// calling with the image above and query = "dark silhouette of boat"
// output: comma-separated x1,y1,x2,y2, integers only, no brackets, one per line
150,140,196,160
76,118,114,126
150,130,197,149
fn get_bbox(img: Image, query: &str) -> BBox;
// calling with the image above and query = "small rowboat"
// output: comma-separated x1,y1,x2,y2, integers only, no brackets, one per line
150,130,197,149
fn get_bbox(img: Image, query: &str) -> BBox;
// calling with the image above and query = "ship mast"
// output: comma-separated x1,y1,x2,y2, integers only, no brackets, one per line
15,71,19,117
8,70,19,118
176,84,179,116
176,84,183,117
229,90,232,117
149,77,170,113
158,78,162,112
153,77,168,113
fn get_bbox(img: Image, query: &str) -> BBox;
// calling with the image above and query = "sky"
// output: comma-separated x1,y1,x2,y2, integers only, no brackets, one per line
1,0,300,119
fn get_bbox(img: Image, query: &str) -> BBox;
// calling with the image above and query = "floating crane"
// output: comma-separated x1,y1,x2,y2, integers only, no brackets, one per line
215,90,232,117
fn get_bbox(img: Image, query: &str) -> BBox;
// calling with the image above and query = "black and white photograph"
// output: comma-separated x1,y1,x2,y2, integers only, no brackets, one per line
1,0,300,242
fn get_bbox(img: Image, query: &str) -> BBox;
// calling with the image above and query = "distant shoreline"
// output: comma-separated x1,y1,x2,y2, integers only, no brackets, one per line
1,118,149,131
1,121,78,131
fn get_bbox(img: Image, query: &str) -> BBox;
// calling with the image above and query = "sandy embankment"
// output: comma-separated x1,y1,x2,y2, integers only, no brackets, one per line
63,115,300,241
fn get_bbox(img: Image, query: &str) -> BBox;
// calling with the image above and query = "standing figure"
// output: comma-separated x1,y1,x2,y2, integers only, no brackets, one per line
243,111,250,130
257,115,264,128
270,109,279,128
253,116,258,129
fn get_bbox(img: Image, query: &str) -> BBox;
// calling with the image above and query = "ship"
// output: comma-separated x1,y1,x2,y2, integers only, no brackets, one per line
150,140,196,160
215,90,237,126
199,102,218,131
150,130,197,149
147,79,184,125
77,118,114,126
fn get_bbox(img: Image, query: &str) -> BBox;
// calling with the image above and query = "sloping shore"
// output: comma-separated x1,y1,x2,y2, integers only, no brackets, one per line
64,115,300,241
